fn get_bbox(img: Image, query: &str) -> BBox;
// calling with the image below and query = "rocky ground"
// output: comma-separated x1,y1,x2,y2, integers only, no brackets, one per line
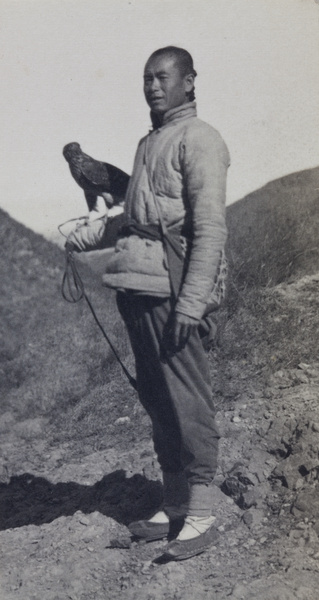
1,274,319,600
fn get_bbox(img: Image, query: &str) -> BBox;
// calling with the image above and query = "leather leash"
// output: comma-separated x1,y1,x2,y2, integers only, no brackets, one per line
61,241,137,391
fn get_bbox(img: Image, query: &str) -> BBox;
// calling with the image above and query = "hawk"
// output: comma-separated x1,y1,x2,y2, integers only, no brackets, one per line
63,142,130,217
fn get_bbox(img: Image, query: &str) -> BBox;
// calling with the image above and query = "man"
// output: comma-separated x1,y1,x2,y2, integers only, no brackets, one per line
67,46,230,560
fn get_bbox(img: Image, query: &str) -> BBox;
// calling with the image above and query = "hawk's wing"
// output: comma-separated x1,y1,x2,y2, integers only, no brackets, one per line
80,155,129,197
80,156,111,189
106,163,130,197
64,143,130,205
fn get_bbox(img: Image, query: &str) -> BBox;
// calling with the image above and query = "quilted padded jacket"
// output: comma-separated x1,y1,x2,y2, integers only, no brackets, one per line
69,102,230,320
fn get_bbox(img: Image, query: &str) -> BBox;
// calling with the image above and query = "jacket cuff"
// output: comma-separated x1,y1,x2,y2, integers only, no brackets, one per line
174,303,205,321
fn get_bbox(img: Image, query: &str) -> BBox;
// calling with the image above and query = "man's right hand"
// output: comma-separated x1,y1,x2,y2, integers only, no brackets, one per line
164,311,199,353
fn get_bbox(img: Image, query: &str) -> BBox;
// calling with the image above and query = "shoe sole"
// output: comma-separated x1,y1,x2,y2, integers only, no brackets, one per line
163,544,210,560
163,527,219,560
131,531,169,542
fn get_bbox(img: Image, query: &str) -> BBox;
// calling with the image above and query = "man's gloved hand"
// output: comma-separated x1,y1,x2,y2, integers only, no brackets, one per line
166,312,200,352
65,215,108,252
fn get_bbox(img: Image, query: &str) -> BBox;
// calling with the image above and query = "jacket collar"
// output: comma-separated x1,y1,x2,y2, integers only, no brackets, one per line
150,102,197,130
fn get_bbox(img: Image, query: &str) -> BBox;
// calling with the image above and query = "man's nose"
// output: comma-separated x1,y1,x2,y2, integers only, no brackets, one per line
149,77,160,91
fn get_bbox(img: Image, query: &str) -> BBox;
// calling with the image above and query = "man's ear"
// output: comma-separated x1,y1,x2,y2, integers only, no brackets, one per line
184,73,195,93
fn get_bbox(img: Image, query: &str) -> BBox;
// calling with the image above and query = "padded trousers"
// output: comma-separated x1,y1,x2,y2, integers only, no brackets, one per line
117,292,220,486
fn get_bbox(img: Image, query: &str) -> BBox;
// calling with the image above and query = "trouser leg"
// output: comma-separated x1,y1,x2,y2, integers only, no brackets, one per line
117,292,184,474
162,471,189,517
116,293,219,506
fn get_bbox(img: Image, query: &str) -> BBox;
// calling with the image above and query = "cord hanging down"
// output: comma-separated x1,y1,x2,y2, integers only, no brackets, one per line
61,244,137,391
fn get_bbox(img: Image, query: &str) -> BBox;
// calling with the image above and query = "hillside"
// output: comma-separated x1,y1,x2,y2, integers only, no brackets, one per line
226,166,319,287
0,207,136,439
0,167,319,600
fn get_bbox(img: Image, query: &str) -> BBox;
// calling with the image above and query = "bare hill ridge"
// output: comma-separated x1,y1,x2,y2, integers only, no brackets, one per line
0,207,130,417
0,207,64,367
227,166,319,287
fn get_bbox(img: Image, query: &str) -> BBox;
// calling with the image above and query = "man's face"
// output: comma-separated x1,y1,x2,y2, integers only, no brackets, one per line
143,55,193,115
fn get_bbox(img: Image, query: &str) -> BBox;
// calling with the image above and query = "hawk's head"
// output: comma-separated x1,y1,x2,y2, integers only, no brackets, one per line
63,142,82,162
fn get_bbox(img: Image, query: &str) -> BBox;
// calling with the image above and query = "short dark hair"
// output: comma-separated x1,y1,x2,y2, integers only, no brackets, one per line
148,46,197,101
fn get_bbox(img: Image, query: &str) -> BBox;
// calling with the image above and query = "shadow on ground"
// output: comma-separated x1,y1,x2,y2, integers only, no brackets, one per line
0,470,162,530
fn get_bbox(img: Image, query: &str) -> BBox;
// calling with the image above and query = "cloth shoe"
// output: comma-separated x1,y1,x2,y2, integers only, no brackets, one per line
162,515,218,560
128,471,189,542
128,511,184,542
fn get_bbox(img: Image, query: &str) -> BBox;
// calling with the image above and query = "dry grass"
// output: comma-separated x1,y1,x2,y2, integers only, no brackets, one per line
227,166,319,288
0,208,131,418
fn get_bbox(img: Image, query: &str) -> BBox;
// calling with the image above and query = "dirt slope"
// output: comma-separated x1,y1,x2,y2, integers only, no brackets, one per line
1,168,319,599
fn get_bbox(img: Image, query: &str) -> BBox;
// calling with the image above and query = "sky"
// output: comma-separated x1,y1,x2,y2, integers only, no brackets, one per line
1,0,319,241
